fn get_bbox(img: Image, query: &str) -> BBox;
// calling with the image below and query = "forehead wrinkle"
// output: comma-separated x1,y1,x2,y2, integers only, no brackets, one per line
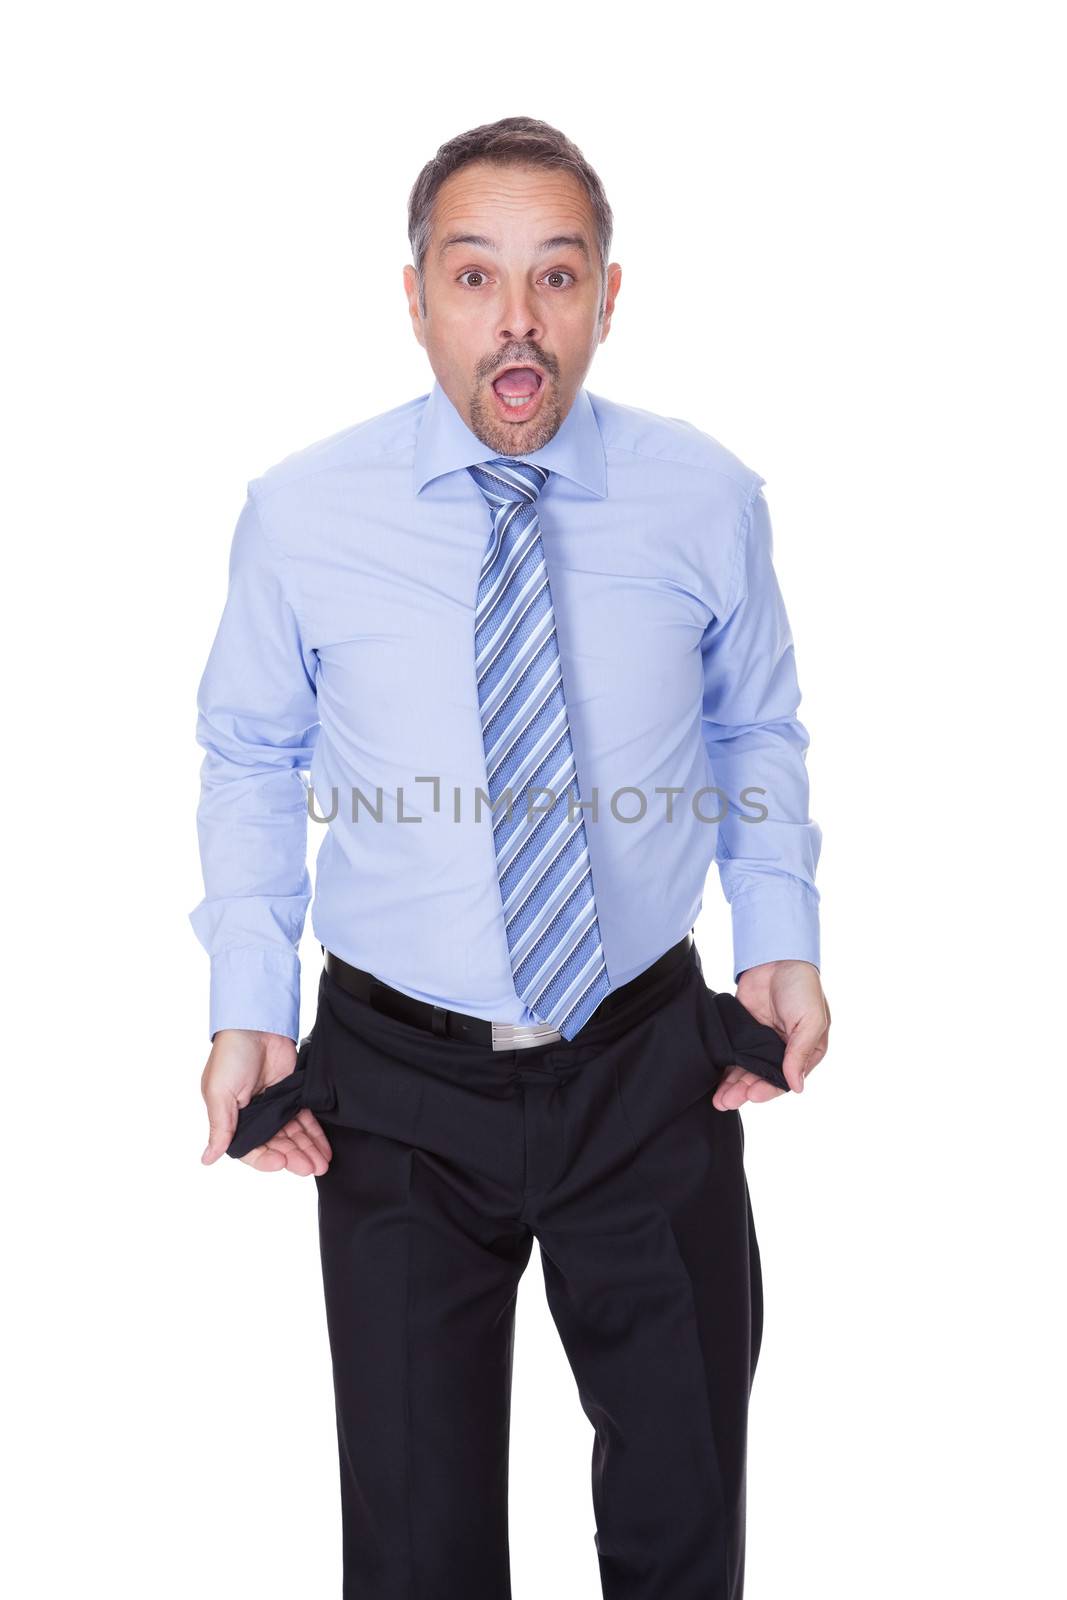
437,231,591,261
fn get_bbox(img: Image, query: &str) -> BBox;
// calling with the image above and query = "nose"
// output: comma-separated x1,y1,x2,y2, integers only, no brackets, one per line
497,301,543,347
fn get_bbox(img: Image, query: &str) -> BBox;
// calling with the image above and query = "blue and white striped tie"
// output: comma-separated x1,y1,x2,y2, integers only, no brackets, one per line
468,456,611,1040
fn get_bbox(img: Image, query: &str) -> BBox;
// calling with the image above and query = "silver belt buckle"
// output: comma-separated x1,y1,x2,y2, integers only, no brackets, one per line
490,1020,563,1051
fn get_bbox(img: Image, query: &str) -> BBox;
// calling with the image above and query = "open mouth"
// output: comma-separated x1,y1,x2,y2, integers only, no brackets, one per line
490,365,545,418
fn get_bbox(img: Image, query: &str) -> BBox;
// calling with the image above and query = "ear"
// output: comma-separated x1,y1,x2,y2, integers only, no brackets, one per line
403,264,426,348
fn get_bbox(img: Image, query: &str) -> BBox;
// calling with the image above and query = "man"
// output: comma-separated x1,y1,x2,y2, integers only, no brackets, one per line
190,115,830,1599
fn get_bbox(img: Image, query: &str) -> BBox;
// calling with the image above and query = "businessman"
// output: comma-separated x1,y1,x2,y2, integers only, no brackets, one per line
191,115,830,1599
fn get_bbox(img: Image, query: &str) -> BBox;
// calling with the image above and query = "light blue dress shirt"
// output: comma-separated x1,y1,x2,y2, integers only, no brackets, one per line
189,379,821,1043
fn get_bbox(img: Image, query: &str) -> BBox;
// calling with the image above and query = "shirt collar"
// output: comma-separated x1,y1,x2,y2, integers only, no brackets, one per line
413,376,607,499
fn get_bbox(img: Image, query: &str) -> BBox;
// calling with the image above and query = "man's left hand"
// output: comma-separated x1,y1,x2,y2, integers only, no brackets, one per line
711,958,830,1110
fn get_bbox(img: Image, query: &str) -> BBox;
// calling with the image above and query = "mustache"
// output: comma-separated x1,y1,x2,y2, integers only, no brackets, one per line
483,356,554,379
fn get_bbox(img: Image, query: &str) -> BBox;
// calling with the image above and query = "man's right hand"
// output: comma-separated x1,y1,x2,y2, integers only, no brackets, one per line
200,1029,333,1175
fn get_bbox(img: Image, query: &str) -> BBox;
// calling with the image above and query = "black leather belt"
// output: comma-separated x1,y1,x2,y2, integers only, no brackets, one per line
322,930,694,1050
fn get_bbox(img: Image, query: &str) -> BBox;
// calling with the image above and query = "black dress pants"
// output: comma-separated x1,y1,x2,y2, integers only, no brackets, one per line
301,937,778,1599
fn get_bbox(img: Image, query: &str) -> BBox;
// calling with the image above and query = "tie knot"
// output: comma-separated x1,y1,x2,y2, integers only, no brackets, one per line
468,457,549,509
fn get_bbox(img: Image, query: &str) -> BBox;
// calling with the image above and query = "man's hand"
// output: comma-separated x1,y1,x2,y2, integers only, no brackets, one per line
711,958,830,1111
200,1029,333,1174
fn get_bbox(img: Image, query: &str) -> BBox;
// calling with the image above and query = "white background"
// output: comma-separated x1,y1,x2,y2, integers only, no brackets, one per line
4,3,1064,1596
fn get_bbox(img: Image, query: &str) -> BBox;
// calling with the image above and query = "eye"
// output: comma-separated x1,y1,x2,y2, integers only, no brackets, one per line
456,269,577,289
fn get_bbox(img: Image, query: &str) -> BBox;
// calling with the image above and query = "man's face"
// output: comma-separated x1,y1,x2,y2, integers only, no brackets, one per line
404,161,621,456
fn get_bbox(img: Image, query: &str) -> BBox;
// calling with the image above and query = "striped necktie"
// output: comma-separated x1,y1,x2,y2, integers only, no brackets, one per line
467,456,611,1040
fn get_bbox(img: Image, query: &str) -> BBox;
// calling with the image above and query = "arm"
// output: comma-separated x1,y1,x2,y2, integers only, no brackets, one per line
187,487,320,1046
701,481,828,1099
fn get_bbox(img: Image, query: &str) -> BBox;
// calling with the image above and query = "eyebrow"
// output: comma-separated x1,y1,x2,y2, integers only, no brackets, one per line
437,232,591,261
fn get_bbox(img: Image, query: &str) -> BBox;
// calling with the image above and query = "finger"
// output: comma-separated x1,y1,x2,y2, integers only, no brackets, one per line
278,1115,331,1175
782,1016,826,1094
713,1068,755,1107
240,1123,329,1176
711,1065,745,1110
293,1108,333,1164
801,1041,829,1082
712,1066,785,1111
790,1033,829,1092
717,1075,760,1111
260,1122,327,1178
202,1089,238,1164
743,1077,785,1103
245,1129,314,1175
714,1068,763,1111
240,1142,289,1172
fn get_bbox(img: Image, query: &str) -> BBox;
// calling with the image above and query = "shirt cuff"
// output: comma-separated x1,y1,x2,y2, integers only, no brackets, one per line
730,878,821,982
206,946,302,1043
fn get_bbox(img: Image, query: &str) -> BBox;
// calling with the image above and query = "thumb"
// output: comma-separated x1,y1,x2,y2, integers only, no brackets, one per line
781,1018,821,1095
201,1087,238,1164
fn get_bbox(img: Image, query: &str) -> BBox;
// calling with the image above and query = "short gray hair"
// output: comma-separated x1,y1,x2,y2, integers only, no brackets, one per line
407,116,614,320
